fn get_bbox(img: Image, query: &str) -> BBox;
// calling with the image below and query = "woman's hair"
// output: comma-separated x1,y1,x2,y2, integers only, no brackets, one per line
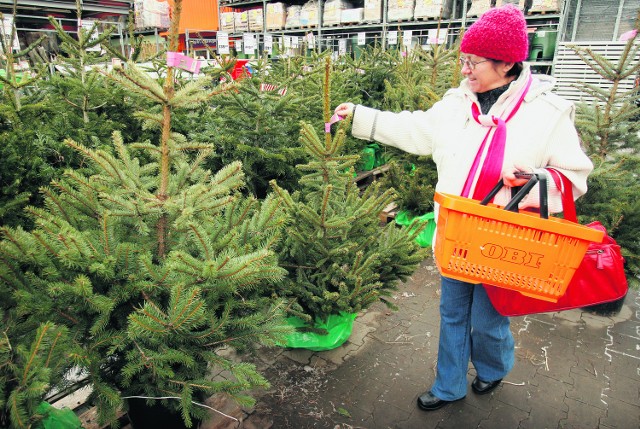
506,62,524,77
488,59,524,78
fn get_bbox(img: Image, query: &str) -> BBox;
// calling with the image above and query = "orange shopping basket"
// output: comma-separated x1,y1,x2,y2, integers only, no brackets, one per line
433,173,605,302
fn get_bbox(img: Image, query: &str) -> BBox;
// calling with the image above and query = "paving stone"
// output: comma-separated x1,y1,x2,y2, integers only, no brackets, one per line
199,394,243,429
519,402,568,429
527,373,572,411
599,394,640,429
478,401,529,429
282,348,314,364
562,396,607,429
434,403,490,429
565,372,608,410
603,367,640,404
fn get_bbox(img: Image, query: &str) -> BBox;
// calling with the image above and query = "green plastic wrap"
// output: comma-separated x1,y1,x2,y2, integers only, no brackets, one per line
358,146,377,171
34,402,83,429
395,210,436,247
282,313,357,351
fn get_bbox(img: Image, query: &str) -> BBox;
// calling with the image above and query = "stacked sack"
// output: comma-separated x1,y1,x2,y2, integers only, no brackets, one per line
387,0,415,21
414,0,452,20
323,0,352,26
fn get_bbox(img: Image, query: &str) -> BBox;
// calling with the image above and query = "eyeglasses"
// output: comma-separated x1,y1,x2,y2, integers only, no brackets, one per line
459,57,490,70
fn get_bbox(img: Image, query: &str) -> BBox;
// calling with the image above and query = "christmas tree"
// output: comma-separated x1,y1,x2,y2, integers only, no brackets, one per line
378,41,458,216
571,19,640,289
270,57,427,324
0,0,290,427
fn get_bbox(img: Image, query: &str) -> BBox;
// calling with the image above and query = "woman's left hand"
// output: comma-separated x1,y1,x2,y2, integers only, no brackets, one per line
502,164,534,187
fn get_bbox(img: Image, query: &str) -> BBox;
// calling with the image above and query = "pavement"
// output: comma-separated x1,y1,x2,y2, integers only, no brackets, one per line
213,255,640,429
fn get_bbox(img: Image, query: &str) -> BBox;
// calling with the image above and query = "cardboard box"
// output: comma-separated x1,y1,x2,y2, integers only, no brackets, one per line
387,0,415,21
300,1,320,27
234,11,249,32
266,2,287,30
466,0,491,17
220,11,235,32
414,0,452,20
248,8,263,31
363,0,382,22
341,8,364,24
323,0,351,26
285,5,302,28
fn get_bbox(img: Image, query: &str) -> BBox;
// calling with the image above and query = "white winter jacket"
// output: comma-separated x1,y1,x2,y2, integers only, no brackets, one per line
351,64,593,214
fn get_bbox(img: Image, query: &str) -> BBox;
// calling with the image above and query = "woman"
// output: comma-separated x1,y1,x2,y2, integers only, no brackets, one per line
334,4,593,411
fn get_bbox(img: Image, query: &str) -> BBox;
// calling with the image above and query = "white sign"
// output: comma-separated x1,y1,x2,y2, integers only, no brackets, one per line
284,36,291,48
217,32,229,54
357,32,366,46
305,32,315,49
403,30,413,49
264,34,273,54
243,33,256,55
427,28,447,45
338,39,347,56
80,19,101,51
388,31,398,45
235,39,243,54
291,36,299,49
1,15,20,52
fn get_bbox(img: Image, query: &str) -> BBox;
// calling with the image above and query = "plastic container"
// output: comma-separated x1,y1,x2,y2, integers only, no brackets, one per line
528,27,558,61
433,178,604,302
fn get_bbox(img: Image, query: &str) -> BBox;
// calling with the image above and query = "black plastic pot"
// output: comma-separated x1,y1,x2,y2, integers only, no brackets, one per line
126,398,200,429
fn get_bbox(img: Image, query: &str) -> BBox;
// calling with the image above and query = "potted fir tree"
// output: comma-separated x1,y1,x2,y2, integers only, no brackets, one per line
270,57,427,350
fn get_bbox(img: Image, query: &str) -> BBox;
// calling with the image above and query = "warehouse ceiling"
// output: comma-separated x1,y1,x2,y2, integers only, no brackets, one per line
0,0,132,32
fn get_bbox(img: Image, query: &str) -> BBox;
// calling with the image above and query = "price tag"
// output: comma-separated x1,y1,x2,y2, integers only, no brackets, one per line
358,32,366,46
243,33,256,55
388,31,398,45
217,32,229,55
427,28,447,45
264,34,273,54
338,39,347,56
403,30,413,49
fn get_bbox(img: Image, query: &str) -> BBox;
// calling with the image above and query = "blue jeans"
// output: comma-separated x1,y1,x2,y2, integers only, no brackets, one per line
430,276,514,401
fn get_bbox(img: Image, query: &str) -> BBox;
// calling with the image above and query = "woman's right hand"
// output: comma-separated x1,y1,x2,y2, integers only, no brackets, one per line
334,102,355,117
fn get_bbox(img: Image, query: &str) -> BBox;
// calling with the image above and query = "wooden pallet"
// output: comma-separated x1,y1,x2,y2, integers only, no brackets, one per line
354,164,390,186
379,202,398,224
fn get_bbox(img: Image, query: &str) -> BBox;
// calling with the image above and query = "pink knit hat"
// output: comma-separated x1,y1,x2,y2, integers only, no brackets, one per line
460,4,529,63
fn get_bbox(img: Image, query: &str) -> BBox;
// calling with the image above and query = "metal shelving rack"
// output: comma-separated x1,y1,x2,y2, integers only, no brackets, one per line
215,0,563,60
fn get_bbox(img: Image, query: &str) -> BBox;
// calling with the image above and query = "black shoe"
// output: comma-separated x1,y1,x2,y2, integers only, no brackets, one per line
471,377,502,395
416,391,464,411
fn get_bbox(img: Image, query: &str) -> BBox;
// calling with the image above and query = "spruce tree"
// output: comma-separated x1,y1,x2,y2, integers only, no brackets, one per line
271,57,427,324
203,60,312,198
378,42,457,216
571,19,640,288
0,0,290,427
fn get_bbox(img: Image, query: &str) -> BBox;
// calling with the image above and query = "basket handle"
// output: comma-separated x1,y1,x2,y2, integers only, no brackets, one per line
479,172,549,219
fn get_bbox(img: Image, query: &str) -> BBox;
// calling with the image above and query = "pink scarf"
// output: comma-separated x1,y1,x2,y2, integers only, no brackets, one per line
461,75,533,200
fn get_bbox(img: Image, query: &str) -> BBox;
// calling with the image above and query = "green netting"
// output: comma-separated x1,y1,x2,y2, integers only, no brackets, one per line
281,312,357,351
33,402,83,429
395,210,436,247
